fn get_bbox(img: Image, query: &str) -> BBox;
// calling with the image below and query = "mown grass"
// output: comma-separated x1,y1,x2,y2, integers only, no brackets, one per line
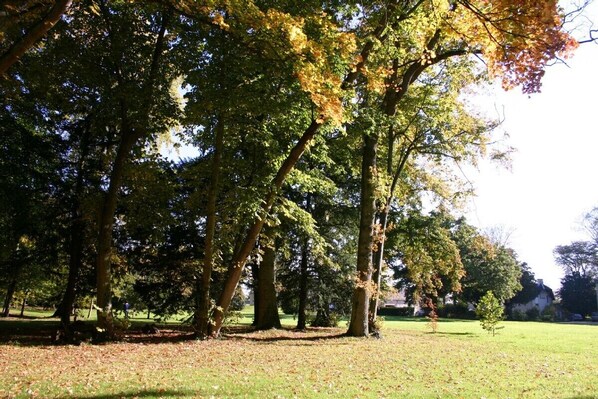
0,310,596,399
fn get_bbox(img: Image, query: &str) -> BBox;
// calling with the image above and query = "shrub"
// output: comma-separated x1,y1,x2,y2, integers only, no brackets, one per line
229,287,245,311
279,294,298,315
541,305,557,322
310,309,339,327
371,316,385,331
526,307,540,321
510,309,527,321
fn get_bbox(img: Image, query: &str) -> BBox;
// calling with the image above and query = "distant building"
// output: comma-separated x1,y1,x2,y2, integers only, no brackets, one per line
511,279,555,314
380,289,409,308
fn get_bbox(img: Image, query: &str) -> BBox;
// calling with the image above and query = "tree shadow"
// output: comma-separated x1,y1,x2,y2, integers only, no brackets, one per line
383,316,475,323
54,388,194,399
429,331,475,337
0,317,198,346
227,332,348,343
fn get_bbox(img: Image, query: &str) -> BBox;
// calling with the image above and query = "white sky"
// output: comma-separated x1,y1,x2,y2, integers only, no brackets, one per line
464,1,598,290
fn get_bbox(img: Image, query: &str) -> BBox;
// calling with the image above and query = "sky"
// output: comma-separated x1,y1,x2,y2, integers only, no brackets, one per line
463,1,598,290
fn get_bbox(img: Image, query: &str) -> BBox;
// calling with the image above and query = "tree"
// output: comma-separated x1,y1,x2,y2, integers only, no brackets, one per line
345,0,575,336
255,240,282,330
0,110,63,317
453,222,522,303
507,263,539,306
476,291,504,336
389,209,464,307
554,241,597,278
559,273,597,316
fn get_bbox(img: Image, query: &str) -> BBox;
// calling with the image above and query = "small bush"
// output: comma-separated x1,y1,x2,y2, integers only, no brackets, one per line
310,310,339,327
511,309,527,321
371,316,385,331
279,295,298,315
526,307,540,321
229,287,245,311
541,305,557,322
223,310,243,326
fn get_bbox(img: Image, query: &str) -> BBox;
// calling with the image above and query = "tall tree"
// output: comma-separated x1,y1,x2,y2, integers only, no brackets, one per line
453,221,522,303
554,241,597,278
346,0,576,336
559,273,597,316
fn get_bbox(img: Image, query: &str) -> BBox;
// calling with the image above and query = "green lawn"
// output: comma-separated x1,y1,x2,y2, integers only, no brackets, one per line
0,311,596,399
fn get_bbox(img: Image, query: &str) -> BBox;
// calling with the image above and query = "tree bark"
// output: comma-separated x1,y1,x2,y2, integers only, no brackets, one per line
347,133,378,337
0,0,72,75
297,237,309,330
251,260,259,326
95,130,138,336
58,123,91,338
194,116,224,338
209,120,321,336
255,244,281,330
2,274,18,317
206,7,398,337
20,291,27,317
369,210,388,324
93,7,168,339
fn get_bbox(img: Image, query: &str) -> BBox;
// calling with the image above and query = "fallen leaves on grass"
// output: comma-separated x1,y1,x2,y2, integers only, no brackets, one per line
0,324,597,398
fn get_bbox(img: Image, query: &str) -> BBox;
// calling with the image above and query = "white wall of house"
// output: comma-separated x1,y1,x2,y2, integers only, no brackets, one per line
512,280,553,314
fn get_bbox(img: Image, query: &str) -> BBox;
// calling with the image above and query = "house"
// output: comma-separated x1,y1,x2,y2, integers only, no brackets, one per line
511,279,555,314
380,289,409,308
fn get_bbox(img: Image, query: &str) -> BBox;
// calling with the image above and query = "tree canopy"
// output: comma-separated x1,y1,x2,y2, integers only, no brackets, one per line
0,0,581,339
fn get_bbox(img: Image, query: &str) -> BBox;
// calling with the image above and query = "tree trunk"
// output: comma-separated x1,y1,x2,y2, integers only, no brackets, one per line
2,275,18,317
369,210,388,325
251,260,259,326
20,292,27,317
59,125,91,337
297,237,309,330
93,6,168,341
0,0,73,75
87,298,94,319
255,244,281,330
347,133,378,337
207,13,391,337
209,120,321,337
95,130,138,337
194,116,224,338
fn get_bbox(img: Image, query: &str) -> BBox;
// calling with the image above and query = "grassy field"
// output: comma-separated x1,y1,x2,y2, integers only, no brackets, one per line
0,309,597,399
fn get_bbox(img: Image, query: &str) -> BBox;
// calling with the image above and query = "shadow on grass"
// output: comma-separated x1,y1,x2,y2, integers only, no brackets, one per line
0,317,61,346
0,317,197,346
54,389,194,399
228,332,348,343
382,316,476,323
222,325,350,344
428,331,476,337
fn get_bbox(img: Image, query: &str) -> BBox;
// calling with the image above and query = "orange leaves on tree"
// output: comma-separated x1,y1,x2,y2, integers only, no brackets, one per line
451,0,578,93
259,9,355,125
188,1,356,125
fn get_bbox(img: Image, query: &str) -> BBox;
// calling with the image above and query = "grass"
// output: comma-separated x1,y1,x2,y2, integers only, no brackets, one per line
0,309,597,399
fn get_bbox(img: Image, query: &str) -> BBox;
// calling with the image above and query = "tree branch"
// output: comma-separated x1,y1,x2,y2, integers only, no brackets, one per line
0,0,72,76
